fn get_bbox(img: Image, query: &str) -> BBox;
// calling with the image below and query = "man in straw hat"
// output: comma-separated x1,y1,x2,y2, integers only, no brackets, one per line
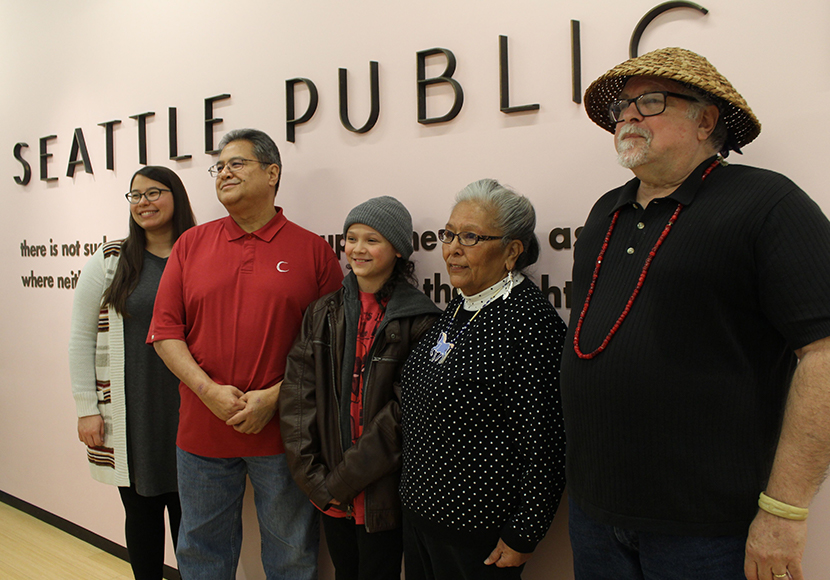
560,47,830,580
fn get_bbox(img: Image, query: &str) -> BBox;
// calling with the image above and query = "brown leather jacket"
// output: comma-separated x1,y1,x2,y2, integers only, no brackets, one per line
280,273,439,532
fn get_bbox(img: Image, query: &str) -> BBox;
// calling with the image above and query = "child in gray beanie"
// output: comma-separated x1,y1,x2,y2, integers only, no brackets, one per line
280,195,440,580
343,195,414,260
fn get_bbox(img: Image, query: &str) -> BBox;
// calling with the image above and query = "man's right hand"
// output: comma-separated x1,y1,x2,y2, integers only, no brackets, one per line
196,382,246,422
153,339,247,422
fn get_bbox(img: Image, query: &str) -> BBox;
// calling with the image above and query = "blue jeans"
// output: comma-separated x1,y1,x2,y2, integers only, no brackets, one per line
176,448,319,580
568,497,747,580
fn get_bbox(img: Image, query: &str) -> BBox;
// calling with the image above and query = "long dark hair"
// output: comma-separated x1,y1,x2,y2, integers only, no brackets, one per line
102,166,196,316
374,257,417,304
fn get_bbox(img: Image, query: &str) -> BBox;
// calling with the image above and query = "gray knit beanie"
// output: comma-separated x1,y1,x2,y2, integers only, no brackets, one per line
343,196,414,259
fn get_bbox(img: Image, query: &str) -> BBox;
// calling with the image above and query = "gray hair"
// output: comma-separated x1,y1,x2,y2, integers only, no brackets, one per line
218,128,283,193
454,178,540,272
683,86,729,155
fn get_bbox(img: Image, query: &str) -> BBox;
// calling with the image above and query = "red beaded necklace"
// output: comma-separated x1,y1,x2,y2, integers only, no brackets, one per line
573,158,721,360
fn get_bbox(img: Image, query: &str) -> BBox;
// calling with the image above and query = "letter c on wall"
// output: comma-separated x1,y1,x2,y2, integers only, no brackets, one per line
630,1,709,58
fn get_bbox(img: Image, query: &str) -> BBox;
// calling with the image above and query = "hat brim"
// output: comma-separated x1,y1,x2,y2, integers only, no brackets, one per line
584,47,761,151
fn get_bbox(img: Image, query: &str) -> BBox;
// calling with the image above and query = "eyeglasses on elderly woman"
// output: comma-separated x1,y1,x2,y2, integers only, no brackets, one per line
438,228,503,247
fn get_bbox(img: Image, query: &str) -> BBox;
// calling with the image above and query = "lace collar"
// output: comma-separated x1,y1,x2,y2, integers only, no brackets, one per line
460,272,524,311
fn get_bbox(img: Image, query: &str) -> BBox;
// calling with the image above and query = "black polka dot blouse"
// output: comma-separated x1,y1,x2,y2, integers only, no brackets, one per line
400,278,567,553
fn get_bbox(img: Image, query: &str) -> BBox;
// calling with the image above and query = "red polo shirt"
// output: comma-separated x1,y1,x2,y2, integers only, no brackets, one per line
150,208,343,458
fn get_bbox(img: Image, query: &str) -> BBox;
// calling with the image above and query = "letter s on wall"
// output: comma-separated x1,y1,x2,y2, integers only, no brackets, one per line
14,143,31,186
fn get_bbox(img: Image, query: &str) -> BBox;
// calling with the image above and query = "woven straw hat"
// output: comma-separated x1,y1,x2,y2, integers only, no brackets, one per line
584,47,761,151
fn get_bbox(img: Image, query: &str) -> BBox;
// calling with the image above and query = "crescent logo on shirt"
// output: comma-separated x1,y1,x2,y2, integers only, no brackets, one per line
276,261,289,272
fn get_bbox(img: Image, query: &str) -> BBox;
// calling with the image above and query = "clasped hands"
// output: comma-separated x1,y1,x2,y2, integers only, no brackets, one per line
199,381,281,435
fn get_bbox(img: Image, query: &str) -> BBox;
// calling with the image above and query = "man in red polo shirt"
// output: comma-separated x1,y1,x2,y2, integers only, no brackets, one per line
150,128,343,579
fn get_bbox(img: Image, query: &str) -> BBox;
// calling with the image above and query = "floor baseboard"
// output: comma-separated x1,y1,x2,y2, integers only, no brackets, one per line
0,489,181,580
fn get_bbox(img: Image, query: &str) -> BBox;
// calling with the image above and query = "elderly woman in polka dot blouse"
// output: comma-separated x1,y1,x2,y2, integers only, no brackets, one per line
400,178,567,579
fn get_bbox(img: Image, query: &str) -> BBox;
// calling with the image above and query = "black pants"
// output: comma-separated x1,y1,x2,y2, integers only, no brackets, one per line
118,485,182,580
322,513,403,580
403,517,525,580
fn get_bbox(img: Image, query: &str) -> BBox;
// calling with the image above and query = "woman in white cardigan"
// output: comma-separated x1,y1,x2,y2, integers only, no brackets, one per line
69,166,196,580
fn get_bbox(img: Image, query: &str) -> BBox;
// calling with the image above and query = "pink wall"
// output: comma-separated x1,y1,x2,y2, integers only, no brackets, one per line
1,1,828,578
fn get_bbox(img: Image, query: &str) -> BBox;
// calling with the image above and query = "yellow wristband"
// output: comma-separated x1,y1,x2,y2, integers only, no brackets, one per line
758,492,809,521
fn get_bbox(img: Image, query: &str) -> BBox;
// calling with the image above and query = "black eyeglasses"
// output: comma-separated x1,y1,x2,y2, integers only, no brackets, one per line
125,188,170,204
608,91,699,124
438,228,503,247
208,158,264,178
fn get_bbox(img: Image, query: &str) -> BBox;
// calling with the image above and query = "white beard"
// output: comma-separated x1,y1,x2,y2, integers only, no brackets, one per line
616,125,653,169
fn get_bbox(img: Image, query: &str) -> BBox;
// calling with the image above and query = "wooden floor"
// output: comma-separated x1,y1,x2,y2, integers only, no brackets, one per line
0,501,134,580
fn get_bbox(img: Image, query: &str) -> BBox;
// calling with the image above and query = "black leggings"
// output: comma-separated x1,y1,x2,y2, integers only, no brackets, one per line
402,517,525,580
118,485,182,580
322,513,403,580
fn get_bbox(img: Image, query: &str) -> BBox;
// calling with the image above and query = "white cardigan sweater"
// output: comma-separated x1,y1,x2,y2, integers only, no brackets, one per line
68,240,129,486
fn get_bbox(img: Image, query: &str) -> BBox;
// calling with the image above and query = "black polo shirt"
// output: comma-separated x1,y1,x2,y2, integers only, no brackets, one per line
561,157,830,535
